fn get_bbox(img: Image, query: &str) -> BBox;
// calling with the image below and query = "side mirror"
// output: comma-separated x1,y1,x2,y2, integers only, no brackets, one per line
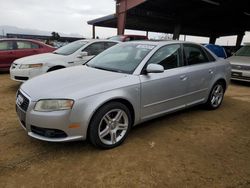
77,51,88,58
146,64,164,73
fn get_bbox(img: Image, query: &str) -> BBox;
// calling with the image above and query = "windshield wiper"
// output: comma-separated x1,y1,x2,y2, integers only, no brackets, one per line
88,65,123,73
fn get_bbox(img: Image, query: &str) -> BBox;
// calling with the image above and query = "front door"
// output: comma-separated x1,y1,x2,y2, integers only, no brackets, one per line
140,44,188,121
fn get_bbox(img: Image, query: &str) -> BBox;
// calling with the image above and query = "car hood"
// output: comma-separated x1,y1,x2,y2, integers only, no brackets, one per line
227,56,250,66
14,53,65,64
20,66,137,101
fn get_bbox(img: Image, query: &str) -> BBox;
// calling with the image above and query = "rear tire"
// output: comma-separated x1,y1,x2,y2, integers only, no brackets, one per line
205,82,225,110
88,102,132,149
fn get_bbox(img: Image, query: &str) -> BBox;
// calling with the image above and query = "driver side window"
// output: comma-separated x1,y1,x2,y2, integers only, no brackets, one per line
147,44,182,70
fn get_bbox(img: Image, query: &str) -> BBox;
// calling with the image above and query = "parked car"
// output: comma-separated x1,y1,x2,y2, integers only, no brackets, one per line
0,38,55,71
227,44,250,82
108,35,148,42
16,41,231,149
10,39,119,82
204,44,227,58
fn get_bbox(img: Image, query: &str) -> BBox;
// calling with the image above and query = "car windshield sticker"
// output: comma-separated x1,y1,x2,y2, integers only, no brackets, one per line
136,45,155,50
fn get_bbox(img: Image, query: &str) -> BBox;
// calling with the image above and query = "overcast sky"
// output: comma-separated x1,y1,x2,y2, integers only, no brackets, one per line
1,0,250,45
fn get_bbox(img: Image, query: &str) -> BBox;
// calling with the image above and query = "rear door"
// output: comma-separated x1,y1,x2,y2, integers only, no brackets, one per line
0,40,16,69
140,44,189,121
15,41,40,59
183,43,216,106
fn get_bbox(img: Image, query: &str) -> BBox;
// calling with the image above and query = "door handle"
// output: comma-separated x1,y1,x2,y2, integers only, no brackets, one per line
209,69,214,74
180,75,187,81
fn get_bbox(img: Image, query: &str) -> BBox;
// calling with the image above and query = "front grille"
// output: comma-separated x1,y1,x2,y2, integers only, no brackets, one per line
15,76,29,81
232,75,250,81
31,125,67,138
231,64,250,70
16,90,30,112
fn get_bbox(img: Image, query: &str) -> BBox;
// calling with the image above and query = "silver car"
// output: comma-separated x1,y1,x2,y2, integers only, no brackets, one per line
228,44,250,82
16,41,231,149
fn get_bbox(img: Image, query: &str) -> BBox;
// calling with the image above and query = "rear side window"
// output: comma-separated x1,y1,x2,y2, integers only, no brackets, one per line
17,41,39,49
184,44,209,65
147,44,182,70
0,41,15,51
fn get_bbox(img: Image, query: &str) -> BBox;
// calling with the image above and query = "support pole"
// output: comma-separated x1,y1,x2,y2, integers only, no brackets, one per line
117,12,126,35
209,36,217,44
173,24,181,40
116,0,127,35
236,33,245,49
92,25,95,39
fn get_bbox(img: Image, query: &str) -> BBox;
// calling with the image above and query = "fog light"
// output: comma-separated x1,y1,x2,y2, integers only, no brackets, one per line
45,130,56,137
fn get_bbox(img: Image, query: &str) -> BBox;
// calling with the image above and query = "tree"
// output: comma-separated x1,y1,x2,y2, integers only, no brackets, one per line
51,32,60,41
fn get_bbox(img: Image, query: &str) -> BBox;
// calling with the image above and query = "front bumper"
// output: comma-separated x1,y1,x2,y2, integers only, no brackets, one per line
16,90,86,142
10,66,43,82
231,69,250,82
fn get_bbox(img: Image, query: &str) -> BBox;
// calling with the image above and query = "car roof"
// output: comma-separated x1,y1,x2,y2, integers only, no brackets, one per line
125,40,201,46
80,39,120,43
119,35,147,37
0,38,43,43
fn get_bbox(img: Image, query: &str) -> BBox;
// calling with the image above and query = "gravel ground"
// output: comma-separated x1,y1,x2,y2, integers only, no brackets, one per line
0,73,250,188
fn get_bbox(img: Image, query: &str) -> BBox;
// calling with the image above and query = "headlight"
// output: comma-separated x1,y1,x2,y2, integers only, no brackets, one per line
20,63,43,69
34,99,74,112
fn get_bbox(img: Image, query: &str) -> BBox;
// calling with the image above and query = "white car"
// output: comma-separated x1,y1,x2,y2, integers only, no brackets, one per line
10,39,118,82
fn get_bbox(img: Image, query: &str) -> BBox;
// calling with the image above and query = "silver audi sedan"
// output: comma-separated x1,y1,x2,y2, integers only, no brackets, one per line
16,41,231,149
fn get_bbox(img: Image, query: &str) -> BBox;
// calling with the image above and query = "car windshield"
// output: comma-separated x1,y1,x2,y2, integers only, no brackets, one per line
87,43,155,74
53,40,88,55
235,46,250,57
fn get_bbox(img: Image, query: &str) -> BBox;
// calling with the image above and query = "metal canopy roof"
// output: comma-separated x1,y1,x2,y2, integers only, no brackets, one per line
88,0,250,37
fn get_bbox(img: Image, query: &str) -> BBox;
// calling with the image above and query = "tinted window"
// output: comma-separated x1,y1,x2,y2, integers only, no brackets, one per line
16,41,39,49
0,41,15,51
184,44,209,65
104,42,117,49
147,44,182,70
84,42,105,56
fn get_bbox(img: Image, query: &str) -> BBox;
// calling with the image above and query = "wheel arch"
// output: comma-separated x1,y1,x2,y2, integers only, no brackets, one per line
213,78,227,90
86,97,135,139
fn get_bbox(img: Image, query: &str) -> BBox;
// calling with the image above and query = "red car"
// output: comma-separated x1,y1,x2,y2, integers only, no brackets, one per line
0,38,55,71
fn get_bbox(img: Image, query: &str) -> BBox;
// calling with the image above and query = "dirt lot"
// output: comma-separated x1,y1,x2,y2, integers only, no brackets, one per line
0,73,249,188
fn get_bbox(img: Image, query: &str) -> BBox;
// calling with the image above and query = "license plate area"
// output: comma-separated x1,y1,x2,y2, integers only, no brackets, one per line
16,105,26,128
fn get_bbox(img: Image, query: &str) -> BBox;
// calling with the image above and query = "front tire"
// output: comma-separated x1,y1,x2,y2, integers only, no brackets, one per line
88,102,132,149
205,82,225,110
